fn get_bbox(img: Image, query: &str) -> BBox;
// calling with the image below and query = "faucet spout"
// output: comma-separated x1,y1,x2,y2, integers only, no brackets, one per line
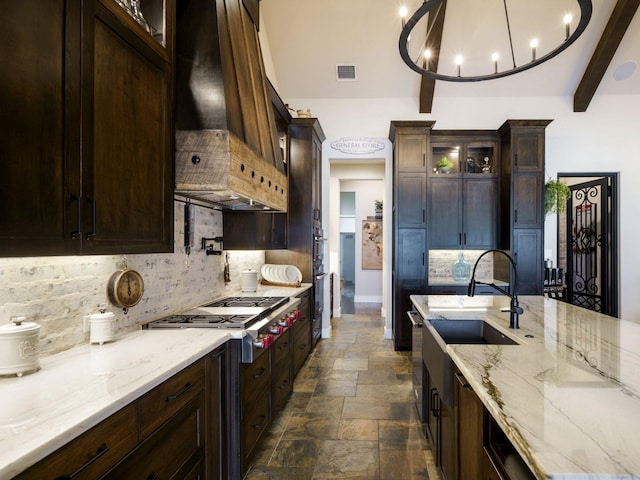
467,249,523,329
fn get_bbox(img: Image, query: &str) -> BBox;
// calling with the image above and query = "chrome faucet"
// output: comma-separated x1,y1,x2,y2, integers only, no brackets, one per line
467,249,524,329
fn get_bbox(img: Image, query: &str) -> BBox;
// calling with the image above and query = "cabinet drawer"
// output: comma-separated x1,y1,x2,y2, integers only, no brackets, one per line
241,349,271,406
103,394,205,480
272,361,292,411
15,403,137,480
139,358,205,440
273,329,291,366
241,388,271,465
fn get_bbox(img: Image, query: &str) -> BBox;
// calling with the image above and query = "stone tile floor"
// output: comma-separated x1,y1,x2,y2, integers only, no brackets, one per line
244,311,440,480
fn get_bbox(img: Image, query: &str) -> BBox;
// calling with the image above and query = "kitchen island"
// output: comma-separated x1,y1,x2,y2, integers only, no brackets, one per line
411,294,640,479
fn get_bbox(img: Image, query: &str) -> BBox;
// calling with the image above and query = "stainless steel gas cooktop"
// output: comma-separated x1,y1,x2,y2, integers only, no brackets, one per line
144,296,288,329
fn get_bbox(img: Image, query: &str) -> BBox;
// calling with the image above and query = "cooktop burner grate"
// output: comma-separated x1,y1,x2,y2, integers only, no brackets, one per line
204,296,287,309
147,314,255,328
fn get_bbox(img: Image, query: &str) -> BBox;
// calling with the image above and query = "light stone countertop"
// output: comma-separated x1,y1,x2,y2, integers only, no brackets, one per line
0,328,231,479
411,294,640,479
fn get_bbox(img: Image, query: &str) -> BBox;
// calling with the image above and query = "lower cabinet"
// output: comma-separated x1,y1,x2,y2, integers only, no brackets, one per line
454,368,483,479
292,312,311,375
15,357,209,480
422,361,535,480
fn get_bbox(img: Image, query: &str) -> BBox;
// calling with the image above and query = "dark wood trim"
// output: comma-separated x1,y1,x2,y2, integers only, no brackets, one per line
419,0,447,113
573,0,640,112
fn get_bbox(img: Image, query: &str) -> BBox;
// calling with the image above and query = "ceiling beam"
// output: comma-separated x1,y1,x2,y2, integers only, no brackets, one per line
573,0,640,112
419,1,447,114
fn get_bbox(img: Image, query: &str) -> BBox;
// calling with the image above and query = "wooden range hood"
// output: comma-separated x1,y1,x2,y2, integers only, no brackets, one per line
174,0,287,211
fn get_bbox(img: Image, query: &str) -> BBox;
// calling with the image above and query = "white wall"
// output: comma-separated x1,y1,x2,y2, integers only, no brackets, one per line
293,94,640,322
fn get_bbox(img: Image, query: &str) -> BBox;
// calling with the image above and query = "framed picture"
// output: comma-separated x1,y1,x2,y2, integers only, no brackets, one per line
362,219,383,270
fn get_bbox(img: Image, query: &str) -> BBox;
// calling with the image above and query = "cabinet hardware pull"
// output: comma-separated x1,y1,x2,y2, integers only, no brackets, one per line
514,209,518,223
459,233,462,245
253,367,266,379
70,193,81,239
56,443,109,479
514,153,518,166
165,382,193,402
209,348,225,359
86,196,97,239
429,388,440,417
455,372,471,389
252,415,267,429
422,152,426,167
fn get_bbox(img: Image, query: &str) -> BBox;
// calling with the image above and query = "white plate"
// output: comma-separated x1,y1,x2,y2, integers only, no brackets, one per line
260,264,270,281
285,265,302,284
275,265,288,284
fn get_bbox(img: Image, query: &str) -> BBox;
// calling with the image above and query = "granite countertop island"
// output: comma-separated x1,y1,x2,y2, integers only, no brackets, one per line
411,294,640,479
0,284,311,479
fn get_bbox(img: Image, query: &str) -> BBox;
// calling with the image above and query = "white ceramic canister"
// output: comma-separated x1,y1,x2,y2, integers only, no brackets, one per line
0,316,41,377
90,308,115,345
241,269,258,292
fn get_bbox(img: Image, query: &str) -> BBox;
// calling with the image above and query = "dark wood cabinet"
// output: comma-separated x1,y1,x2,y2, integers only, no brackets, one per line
455,368,483,480
428,134,498,251
0,0,174,257
499,120,552,294
390,121,434,351
17,357,207,480
397,173,427,228
206,345,227,480
271,329,293,415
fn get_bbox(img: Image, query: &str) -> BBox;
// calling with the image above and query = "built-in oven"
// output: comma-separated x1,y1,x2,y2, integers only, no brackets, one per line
408,310,426,426
312,223,326,347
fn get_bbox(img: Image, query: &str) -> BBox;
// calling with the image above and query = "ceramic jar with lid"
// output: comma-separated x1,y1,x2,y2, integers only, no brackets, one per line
0,316,41,377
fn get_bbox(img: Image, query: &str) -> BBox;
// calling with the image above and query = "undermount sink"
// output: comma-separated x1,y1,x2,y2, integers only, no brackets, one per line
428,319,518,345
422,317,519,408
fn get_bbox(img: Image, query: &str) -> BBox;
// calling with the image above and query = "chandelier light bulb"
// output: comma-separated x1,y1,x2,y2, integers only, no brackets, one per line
492,52,499,73
399,6,408,28
530,38,539,61
564,13,573,39
455,55,463,77
423,49,432,70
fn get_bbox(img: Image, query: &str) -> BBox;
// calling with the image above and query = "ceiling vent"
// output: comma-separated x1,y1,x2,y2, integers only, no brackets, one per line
336,64,357,81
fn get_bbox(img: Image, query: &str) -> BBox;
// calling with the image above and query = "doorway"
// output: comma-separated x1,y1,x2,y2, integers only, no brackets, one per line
557,173,619,317
340,192,356,313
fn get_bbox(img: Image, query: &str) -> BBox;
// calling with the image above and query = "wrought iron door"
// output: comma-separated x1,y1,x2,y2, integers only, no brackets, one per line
566,178,610,314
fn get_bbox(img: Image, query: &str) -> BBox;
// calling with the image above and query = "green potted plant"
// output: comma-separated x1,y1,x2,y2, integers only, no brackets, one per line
374,200,383,217
436,156,454,173
544,179,571,215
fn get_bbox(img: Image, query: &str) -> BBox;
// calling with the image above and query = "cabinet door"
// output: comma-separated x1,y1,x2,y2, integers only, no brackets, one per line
397,173,427,228
103,395,205,480
84,6,173,254
513,128,544,172
397,229,426,279
396,134,427,171
455,370,484,480
0,1,80,256
207,346,227,480
428,178,462,249
463,178,497,249
513,228,543,295
513,173,543,229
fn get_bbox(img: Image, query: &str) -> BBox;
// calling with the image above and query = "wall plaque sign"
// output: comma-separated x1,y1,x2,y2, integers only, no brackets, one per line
330,137,385,155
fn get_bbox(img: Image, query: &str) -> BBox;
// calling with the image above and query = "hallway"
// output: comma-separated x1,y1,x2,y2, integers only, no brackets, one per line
244,308,439,479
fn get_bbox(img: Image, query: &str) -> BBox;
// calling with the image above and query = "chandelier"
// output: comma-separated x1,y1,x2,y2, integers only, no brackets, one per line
399,0,592,82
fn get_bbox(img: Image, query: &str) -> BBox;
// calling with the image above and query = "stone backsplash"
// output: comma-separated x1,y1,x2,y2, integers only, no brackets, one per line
428,250,494,283
0,202,264,357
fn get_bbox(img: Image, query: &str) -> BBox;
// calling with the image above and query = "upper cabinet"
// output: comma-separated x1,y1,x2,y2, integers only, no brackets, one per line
0,0,174,257
428,132,499,250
